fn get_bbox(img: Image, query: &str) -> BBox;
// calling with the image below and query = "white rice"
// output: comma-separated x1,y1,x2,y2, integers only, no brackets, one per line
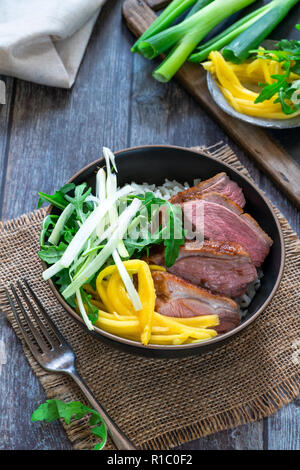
129,178,198,200
130,178,262,317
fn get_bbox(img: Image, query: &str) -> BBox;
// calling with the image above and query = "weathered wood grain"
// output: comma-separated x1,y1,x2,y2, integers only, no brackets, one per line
123,0,300,208
179,421,264,450
0,77,15,219
0,312,73,450
267,397,300,450
0,0,299,451
146,0,168,10
1,0,133,221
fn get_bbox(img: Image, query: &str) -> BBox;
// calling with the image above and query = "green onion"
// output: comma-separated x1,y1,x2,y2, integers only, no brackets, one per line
131,0,198,53
48,203,74,245
223,0,300,63
62,199,142,299
136,0,256,82
189,4,269,63
185,0,215,18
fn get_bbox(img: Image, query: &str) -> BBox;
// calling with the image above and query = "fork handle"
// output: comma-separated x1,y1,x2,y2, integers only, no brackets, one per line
68,368,136,450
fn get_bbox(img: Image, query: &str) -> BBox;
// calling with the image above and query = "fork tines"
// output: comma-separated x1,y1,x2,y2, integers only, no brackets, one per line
5,280,63,357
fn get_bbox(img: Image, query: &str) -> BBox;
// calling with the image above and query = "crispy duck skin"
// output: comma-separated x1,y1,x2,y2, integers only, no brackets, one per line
152,271,241,334
170,172,246,208
147,240,258,298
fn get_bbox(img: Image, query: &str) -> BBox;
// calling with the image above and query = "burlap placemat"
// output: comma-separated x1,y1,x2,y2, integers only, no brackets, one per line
0,144,299,450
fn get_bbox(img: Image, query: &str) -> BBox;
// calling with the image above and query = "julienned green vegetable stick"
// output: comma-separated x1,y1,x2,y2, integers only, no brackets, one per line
223,0,300,63
138,0,256,83
48,203,74,245
62,198,142,299
76,289,94,331
189,4,269,63
42,185,133,281
131,0,197,52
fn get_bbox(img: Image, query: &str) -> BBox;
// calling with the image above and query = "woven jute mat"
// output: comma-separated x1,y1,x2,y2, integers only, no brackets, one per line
0,144,299,450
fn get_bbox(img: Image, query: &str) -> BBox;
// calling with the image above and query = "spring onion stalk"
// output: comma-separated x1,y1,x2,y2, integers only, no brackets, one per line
76,289,94,331
42,185,133,281
48,203,74,245
103,148,129,258
223,0,300,63
96,168,107,238
59,185,132,268
186,0,214,18
101,150,141,311
189,4,269,63
131,0,198,53
103,146,118,173
137,0,256,60
42,261,63,280
137,0,256,83
96,168,106,200
112,251,143,311
62,198,142,299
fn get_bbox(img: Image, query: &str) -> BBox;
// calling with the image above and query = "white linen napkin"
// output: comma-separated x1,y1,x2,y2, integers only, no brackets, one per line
0,0,107,89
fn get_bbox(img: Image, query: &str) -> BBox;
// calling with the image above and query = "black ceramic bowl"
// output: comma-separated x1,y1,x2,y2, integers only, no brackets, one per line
46,145,285,357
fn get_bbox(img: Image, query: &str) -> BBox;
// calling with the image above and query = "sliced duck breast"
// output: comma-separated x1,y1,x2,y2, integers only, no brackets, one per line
148,240,257,298
170,172,246,208
182,195,273,267
152,271,240,334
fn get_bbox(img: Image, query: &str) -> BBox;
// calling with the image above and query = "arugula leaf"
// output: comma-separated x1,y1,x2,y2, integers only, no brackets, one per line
54,268,72,294
162,202,185,267
65,183,92,223
255,62,291,104
38,242,67,264
80,288,99,324
37,183,75,210
40,215,58,246
252,27,300,115
31,399,107,450
124,192,185,267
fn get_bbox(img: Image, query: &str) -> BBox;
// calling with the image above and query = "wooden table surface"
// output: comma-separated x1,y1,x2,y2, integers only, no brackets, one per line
0,0,299,450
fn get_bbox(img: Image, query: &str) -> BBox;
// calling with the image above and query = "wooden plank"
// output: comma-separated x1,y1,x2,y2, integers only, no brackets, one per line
0,312,73,450
0,77,15,218
267,399,300,450
179,422,264,450
146,0,169,10
122,0,300,208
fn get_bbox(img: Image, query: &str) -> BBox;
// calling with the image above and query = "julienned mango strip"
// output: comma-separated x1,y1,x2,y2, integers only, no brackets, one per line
95,261,219,345
203,50,300,119
96,260,155,345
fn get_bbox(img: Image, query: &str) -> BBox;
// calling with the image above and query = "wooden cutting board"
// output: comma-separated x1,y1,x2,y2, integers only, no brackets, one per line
122,0,300,208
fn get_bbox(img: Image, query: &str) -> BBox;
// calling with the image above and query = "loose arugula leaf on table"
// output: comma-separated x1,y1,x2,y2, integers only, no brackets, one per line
31,399,107,450
37,183,75,210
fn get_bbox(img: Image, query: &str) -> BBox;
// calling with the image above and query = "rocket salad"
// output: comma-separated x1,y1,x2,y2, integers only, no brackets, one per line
38,147,185,333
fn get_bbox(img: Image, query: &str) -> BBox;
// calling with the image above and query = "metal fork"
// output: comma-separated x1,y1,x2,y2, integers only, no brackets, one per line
5,280,136,450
